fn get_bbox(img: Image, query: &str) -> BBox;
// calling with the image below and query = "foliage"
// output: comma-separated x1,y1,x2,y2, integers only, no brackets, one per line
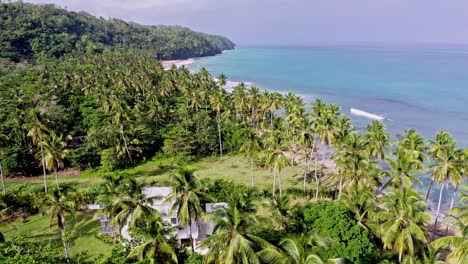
0,236,68,263
302,201,377,264
0,2,234,63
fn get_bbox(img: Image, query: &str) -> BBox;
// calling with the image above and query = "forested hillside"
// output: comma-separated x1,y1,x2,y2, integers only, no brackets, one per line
0,2,235,63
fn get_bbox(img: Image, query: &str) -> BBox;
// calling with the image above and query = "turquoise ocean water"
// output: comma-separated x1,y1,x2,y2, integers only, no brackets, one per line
189,45,468,206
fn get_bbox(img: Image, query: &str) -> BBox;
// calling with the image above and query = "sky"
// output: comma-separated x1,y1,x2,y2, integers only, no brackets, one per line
26,0,468,45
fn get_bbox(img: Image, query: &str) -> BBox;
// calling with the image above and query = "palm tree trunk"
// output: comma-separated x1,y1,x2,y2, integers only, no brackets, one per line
217,112,223,157
432,181,445,240
189,220,195,252
250,156,254,187
425,178,434,201
338,175,343,200
120,127,132,162
54,166,60,192
62,231,70,259
314,154,319,200
278,170,282,198
445,186,457,235
0,162,6,194
41,145,48,193
272,161,277,200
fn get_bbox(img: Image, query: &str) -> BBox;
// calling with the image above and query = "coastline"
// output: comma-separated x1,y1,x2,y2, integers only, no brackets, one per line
161,58,198,70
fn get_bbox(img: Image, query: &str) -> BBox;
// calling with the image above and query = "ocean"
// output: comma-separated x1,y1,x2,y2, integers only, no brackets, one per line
188,45,468,207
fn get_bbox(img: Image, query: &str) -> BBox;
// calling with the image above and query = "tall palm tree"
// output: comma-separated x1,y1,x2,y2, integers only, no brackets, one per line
297,116,315,191
396,129,427,170
248,87,261,128
203,200,268,264
264,130,290,199
426,131,455,201
210,89,227,157
376,187,430,262
168,169,211,252
41,188,77,258
429,141,463,239
240,129,262,187
0,133,8,194
232,83,248,119
364,120,391,161
333,134,379,199
37,132,72,191
26,117,50,192
432,184,467,264
259,233,342,264
128,215,179,264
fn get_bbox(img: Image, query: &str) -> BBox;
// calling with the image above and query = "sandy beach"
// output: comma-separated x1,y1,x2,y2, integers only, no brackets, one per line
161,58,197,70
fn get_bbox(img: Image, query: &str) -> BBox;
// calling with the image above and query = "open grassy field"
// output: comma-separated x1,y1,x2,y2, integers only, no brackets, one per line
5,155,334,191
0,210,115,261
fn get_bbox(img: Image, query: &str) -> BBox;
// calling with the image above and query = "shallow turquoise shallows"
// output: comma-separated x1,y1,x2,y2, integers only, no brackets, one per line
189,45,468,206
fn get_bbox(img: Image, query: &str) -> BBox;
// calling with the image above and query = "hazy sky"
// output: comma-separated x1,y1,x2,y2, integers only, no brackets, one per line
26,0,468,45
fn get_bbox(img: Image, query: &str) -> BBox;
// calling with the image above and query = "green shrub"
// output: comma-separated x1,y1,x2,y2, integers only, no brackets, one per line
302,200,376,264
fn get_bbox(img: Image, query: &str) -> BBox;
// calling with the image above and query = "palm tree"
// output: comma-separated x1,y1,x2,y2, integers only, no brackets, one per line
109,178,159,233
248,87,261,128
240,129,262,187
0,133,8,194
426,131,455,201
333,134,380,200
259,233,342,264
41,188,77,258
314,104,339,197
210,89,227,157
168,169,211,252
297,116,315,191
396,129,427,170
37,132,72,191
203,200,268,264
376,187,430,262
264,130,290,199
364,120,391,161
385,151,423,189
431,184,467,264
128,215,178,264
232,83,248,119
429,141,463,239
26,113,51,192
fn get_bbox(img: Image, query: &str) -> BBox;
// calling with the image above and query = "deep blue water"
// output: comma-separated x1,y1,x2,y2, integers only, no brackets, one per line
189,45,468,207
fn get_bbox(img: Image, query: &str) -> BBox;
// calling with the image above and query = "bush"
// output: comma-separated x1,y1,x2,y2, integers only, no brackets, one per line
302,200,376,264
184,253,203,264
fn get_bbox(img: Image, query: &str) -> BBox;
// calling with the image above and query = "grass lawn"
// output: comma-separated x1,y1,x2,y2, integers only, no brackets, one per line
0,210,115,261
5,154,336,192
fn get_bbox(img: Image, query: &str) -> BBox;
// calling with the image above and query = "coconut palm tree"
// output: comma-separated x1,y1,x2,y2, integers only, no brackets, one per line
203,200,268,264
259,233,342,264
364,120,391,161
376,187,430,262
385,151,423,189
232,83,248,119
333,134,380,199
41,188,77,258
128,215,178,264
266,194,298,231
248,87,261,128
432,184,467,264
429,141,463,239
297,116,315,191
26,120,51,193
168,169,211,252
426,131,455,201
210,89,227,157
395,129,427,170
109,178,159,232
37,132,72,191
264,130,290,199
240,129,263,187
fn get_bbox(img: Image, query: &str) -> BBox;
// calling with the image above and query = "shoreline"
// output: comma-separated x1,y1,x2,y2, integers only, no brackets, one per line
161,58,198,70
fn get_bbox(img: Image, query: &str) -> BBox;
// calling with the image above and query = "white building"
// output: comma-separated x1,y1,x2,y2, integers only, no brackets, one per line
132,186,227,251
